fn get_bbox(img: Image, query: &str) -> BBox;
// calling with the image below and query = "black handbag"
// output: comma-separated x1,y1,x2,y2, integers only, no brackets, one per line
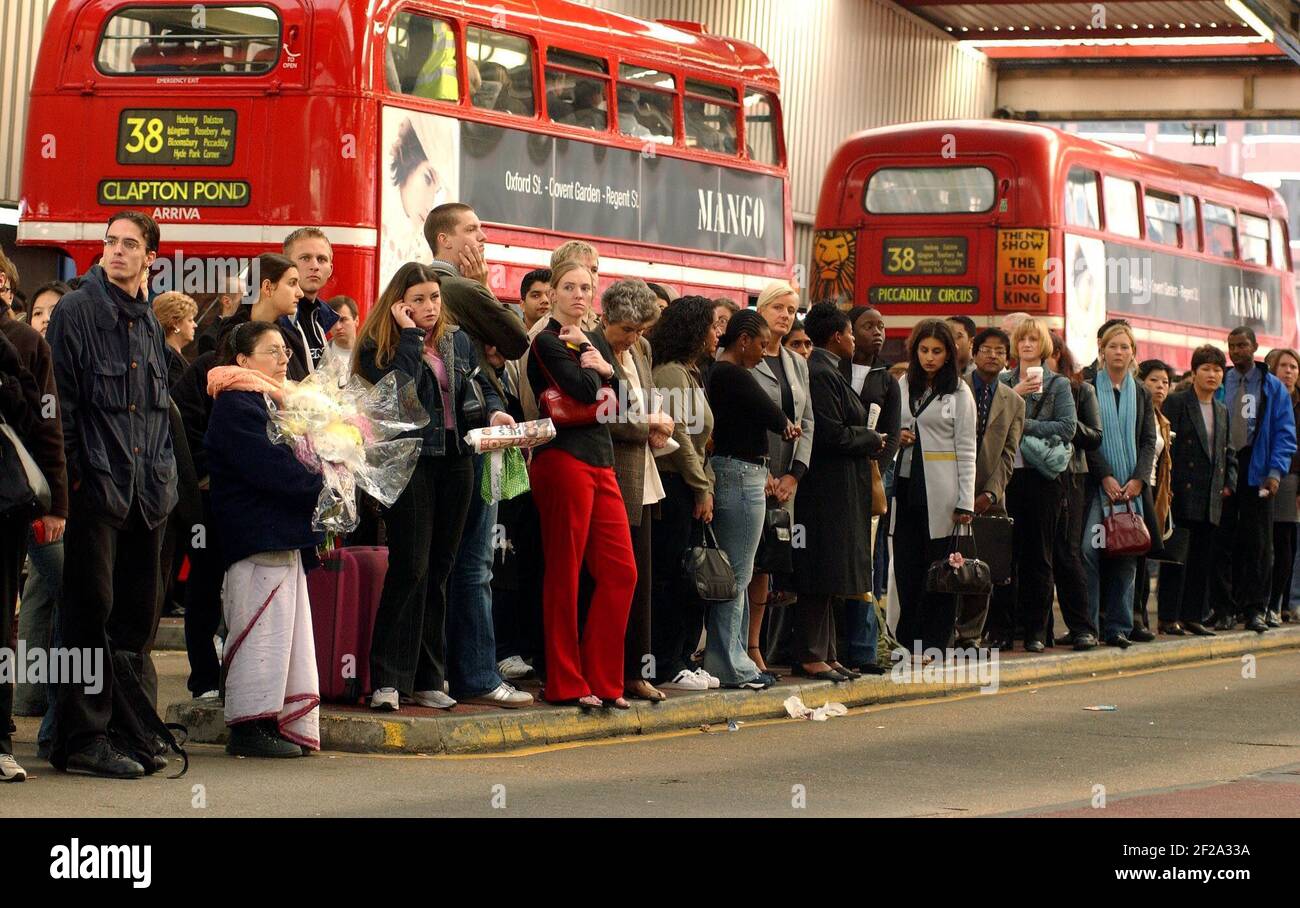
682,520,738,602
753,503,793,575
970,514,1014,585
0,412,51,519
924,524,993,596
1149,526,1190,564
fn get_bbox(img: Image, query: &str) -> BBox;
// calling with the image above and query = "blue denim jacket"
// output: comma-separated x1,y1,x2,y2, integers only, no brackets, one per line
45,265,178,529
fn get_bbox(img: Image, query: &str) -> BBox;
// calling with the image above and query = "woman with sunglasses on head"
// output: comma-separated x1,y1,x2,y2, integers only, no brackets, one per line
205,321,325,758
528,260,637,709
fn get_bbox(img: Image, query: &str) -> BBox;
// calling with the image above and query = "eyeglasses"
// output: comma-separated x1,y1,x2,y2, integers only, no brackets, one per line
253,346,293,362
976,346,1007,357
103,236,143,252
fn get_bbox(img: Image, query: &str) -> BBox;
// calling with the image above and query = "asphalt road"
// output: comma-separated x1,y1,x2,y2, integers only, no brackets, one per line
4,649,1298,818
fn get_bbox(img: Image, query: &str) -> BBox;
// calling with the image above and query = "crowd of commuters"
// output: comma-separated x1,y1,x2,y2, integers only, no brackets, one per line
2,210,1299,783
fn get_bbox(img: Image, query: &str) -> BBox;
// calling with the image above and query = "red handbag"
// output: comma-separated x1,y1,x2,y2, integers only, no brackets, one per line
1102,500,1151,558
534,333,617,428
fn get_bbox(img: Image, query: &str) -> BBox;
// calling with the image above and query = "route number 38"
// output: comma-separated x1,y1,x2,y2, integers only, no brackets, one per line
887,246,915,273
124,117,165,154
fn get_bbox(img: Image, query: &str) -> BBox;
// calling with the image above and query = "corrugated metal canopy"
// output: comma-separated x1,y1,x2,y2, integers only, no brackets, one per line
898,0,1260,39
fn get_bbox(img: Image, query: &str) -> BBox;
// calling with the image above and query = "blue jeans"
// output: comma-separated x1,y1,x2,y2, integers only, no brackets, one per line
1081,494,1137,641
1290,541,1300,612
15,530,63,716
840,596,879,666
704,457,765,685
447,454,505,698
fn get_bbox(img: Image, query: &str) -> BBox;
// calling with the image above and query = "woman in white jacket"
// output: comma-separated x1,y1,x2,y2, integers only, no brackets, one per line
890,320,977,655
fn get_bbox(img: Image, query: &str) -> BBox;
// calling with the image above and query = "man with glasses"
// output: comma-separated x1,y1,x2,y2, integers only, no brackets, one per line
959,328,1025,647
44,211,178,778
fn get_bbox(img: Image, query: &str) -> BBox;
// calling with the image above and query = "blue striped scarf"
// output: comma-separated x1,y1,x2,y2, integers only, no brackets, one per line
1095,370,1143,515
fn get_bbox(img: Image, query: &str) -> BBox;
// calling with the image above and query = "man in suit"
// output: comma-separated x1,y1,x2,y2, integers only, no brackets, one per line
956,328,1024,647
1162,345,1236,635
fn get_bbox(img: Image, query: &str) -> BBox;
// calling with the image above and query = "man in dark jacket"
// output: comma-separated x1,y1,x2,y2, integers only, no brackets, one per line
45,211,179,778
1212,326,1297,632
423,202,533,708
281,227,342,371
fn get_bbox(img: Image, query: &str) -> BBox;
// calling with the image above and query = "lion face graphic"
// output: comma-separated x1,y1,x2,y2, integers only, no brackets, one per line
810,229,856,307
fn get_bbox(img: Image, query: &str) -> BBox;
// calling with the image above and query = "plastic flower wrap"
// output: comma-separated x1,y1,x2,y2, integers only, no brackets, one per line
266,350,429,534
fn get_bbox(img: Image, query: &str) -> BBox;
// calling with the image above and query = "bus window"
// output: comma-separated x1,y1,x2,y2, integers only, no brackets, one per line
1065,167,1099,228
1102,176,1140,238
467,27,535,116
685,80,738,155
864,167,995,214
546,49,609,131
1182,196,1201,252
1144,190,1181,248
97,4,280,75
388,12,460,102
743,89,781,166
1204,203,1237,259
1273,218,1292,271
617,65,675,144
1240,214,1270,266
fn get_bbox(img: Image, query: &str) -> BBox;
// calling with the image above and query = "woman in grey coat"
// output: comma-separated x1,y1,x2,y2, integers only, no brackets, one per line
748,281,814,673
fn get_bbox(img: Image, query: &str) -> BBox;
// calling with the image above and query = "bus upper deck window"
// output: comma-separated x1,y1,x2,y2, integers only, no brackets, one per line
97,5,280,75
617,65,676,145
1102,176,1140,239
743,89,781,166
1241,214,1270,266
685,80,738,155
1065,167,1099,229
1182,196,1201,252
1204,203,1237,260
546,49,610,132
1144,190,1181,248
388,13,460,102
467,27,535,116
864,167,995,214
1273,218,1291,271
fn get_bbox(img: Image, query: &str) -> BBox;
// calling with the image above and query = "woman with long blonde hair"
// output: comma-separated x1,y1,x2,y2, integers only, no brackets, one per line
355,262,512,713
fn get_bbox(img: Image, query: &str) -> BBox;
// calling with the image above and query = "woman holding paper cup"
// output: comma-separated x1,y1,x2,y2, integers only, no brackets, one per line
600,279,674,702
355,262,512,712
527,260,637,709
985,317,1076,653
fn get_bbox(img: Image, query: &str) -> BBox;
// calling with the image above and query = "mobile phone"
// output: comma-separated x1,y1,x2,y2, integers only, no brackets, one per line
31,518,46,545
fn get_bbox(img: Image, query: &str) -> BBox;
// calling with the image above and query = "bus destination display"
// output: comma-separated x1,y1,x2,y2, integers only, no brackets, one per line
116,109,237,166
882,237,968,275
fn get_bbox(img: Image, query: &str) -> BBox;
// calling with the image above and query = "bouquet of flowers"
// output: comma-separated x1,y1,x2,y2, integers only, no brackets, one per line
266,349,429,534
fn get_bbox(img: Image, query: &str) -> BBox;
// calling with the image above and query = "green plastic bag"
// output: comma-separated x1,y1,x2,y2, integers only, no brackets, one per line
481,447,530,504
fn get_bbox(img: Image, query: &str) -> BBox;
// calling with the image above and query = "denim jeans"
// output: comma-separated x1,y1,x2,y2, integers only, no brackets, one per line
704,457,765,685
1081,493,1137,641
14,529,64,716
839,595,879,666
1291,540,1300,612
447,454,505,698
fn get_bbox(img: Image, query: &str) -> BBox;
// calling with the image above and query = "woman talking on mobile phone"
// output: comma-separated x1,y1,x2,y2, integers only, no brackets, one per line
355,262,513,712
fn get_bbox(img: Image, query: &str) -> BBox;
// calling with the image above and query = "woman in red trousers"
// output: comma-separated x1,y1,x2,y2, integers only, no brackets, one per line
527,259,637,708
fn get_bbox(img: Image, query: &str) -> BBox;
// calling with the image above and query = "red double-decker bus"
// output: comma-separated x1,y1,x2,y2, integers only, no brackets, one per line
18,0,791,309
811,120,1296,368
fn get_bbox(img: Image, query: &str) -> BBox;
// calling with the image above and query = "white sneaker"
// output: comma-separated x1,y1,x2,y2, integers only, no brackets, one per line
694,668,720,689
409,689,457,709
369,687,400,711
0,753,27,783
462,682,534,709
496,655,532,680
197,689,220,701
659,669,709,691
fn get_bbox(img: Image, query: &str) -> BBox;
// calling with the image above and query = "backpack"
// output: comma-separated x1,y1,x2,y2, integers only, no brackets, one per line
106,651,190,778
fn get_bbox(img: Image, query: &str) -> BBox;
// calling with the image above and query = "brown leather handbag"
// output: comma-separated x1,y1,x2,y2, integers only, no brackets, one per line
1102,500,1151,558
869,460,888,517
534,333,617,428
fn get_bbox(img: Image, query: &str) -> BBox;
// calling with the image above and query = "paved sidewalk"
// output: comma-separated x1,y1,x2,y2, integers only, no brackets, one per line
166,625,1300,756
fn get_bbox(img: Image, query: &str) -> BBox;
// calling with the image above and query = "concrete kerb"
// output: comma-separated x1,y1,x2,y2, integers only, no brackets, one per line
164,627,1300,755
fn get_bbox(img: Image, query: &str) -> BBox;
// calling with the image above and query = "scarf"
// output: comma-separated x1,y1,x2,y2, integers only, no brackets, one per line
1095,370,1143,515
207,365,285,403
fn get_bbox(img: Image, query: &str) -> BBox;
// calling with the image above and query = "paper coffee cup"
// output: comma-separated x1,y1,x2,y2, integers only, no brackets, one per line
1026,365,1043,384
867,403,881,430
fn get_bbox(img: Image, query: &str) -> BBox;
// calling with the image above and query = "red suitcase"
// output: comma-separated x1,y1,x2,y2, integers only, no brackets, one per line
307,546,388,704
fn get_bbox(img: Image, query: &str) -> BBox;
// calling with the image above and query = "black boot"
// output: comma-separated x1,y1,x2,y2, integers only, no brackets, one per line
227,721,302,758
